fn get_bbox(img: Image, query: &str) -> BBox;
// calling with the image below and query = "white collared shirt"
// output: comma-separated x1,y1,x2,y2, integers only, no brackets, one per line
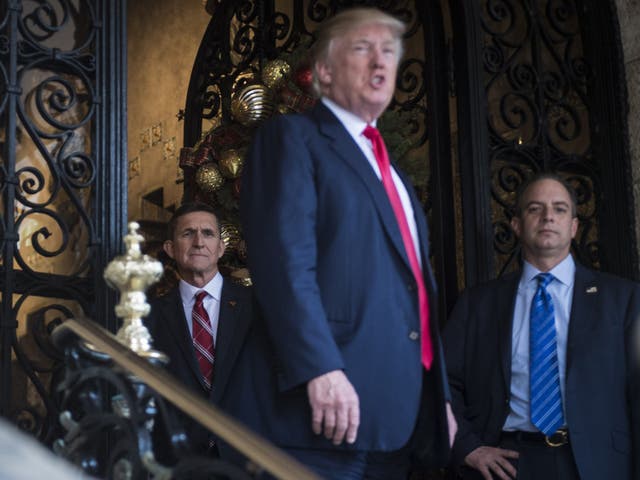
178,272,223,344
503,254,575,431
321,97,422,267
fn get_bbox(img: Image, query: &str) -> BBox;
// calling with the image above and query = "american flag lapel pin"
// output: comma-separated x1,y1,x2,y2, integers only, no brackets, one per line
585,286,597,294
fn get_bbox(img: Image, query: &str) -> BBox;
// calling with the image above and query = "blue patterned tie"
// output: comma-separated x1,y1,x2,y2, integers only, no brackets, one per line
530,273,564,435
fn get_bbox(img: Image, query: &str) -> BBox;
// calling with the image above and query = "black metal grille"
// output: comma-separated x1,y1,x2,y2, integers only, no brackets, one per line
481,0,600,275
0,0,127,440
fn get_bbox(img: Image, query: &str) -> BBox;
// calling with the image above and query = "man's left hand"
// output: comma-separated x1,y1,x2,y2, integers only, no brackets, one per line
307,370,360,445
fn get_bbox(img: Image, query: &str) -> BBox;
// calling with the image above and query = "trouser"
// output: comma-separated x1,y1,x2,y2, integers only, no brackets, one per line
460,431,580,480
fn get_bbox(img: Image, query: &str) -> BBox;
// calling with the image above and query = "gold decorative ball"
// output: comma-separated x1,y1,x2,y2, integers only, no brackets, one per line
220,222,241,252
237,239,248,262
219,149,244,179
230,84,275,126
261,59,291,90
277,104,293,115
195,163,224,193
230,267,252,286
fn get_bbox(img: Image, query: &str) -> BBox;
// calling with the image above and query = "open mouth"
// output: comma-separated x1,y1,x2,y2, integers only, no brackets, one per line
371,75,385,87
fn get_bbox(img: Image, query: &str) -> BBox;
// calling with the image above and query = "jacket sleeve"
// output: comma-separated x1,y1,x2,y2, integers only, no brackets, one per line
442,289,486,466
625,283,640,480
240,115,344,392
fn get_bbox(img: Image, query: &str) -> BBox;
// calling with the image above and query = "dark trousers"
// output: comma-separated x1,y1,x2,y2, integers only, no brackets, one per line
460,433,580,480
283,445,412,480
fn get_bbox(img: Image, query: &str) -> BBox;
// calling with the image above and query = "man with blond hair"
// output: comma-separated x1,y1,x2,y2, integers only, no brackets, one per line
231,7,456,479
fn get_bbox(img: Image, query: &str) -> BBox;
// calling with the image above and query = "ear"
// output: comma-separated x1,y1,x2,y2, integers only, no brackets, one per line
163,240,175,260
511,216,521,239
315,59,332,86
570,216,578,239
218,238,226,257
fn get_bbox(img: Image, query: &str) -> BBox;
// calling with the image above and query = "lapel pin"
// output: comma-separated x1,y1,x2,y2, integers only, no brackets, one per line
586,286,597,294
228,300,237,307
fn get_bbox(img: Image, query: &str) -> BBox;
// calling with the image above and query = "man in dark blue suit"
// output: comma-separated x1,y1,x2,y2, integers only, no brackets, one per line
236,7,456,479
443,173,640,479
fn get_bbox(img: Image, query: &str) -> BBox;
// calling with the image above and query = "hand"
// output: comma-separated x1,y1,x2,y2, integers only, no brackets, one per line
307,370,360,445
445,402,458,448
464,446,519,480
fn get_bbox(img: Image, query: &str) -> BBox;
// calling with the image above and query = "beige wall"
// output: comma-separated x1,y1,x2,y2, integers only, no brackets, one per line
617,0,640,254
127,1,210,221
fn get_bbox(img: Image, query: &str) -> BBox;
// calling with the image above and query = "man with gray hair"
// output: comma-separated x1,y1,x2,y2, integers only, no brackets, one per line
232,6,456,479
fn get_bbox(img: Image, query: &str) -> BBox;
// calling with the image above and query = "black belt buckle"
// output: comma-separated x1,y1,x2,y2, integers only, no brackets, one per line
544,429,568,447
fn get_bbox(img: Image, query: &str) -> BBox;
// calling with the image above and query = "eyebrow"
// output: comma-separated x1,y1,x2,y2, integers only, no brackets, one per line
526,200,570,208
181,227,217,234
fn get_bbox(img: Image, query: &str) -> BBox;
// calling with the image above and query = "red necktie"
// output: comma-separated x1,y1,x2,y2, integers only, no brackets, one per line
192,291,215,388
362,125,433,370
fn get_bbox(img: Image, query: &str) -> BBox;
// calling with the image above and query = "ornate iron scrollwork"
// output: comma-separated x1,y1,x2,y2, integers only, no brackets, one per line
481,0,600,276
0,0,127,441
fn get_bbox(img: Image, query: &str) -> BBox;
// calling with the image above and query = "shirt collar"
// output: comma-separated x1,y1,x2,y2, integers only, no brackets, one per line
521,254,575,288
179,272,223,303
321,97,376,139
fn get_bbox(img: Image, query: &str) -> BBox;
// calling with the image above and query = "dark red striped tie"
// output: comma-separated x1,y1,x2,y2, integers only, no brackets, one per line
192,291,215,388
363,124,433,369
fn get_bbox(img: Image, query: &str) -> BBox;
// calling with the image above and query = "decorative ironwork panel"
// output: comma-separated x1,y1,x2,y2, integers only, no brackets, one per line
481,0,599,276
0,0,127,440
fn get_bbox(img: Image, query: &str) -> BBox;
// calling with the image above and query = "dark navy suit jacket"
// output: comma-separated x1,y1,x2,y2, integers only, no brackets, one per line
443,262,640,479
144,280,253,458
231,102,451,466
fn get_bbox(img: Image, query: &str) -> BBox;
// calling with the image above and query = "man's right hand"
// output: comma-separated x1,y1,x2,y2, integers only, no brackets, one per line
307,369,360,445
464,446,519,480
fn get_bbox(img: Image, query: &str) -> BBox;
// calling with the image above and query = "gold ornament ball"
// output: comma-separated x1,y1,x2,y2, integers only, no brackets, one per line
231,84,275,126
277,104,293,115
220,222,241,252
237,239,248,262
230,267,252,287
261,59,291,90
219,149,244,179
195,163,224,193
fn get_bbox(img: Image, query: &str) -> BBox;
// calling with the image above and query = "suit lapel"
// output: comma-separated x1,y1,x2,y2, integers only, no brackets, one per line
163,289,209,391
212,281,251,403
499,272,521,394
566,264,599,374
311,103,411,270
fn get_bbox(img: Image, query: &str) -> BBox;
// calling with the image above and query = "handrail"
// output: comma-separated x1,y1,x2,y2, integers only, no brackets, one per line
57,317,321,480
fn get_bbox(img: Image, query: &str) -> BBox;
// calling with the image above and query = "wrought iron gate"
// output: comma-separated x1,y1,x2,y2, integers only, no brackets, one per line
0,0,127,442
451,0,636,285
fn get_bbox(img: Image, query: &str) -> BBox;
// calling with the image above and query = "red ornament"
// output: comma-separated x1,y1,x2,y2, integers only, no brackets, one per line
294,66,313,93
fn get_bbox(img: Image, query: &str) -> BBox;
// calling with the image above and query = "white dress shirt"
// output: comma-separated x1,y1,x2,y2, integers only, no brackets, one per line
178,272,223,344
321,97,423,267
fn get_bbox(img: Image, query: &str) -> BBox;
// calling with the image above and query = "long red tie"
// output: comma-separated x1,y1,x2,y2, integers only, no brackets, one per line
363,125,433,370
192,291,215,388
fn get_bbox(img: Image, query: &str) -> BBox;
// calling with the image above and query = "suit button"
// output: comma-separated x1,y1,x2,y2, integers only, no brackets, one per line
407,283,416,292
409,331,419,341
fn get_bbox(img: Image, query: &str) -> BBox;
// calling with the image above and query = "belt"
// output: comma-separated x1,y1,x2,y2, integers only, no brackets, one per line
501,428,569,447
